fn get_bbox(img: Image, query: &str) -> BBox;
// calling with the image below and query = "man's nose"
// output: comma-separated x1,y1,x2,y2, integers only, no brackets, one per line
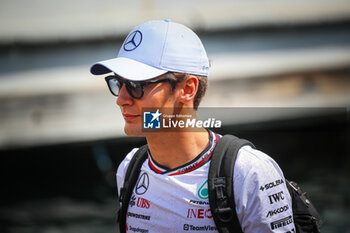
116,85,133,106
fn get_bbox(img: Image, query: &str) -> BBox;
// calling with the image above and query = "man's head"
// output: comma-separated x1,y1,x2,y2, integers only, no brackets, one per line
90,20,209,135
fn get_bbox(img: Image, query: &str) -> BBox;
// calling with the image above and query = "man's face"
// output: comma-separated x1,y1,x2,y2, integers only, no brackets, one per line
116,74,179,136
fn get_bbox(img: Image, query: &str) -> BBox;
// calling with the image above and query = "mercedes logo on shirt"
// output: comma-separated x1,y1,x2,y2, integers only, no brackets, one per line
135,172,149,195
123,30,143,51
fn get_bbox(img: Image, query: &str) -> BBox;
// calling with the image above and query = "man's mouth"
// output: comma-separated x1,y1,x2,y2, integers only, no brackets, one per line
122,113,140,121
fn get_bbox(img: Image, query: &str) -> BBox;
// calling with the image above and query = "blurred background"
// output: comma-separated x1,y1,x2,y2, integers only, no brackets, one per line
0,0,349,232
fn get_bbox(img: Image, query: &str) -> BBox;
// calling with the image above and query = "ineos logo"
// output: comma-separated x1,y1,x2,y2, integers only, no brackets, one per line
123,30,143,51
135,172,149,195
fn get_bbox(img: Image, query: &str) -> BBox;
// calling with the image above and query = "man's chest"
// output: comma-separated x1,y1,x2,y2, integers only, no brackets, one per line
126,167,218,233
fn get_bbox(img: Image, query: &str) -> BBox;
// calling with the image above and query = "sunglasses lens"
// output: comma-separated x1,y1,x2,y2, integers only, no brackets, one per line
106,77,144,99
126,81,143,99
107,78,121,96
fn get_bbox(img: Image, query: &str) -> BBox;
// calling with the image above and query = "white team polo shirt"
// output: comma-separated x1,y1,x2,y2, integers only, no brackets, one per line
116,131,295,233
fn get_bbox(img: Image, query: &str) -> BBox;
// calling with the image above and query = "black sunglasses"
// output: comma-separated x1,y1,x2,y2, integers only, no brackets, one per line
105,75,177,99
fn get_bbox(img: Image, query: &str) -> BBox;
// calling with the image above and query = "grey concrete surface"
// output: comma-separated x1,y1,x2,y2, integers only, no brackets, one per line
1,0,350,43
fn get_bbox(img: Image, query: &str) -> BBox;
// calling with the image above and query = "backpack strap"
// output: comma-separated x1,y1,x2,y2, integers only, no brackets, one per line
208,135,255,233
287,180,322,233
117,145,148,233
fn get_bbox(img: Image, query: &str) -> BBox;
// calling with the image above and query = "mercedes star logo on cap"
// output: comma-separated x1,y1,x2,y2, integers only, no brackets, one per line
123,30,143,51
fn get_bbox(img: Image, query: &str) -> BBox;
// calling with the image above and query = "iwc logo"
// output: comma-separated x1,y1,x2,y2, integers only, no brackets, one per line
123,30,143,51
135,172,149,195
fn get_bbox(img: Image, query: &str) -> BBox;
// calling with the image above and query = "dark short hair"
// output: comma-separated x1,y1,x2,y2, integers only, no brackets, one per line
167,72,208,110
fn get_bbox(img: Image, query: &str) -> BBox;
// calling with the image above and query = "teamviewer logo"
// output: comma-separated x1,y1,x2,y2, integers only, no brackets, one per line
143,109,162,129
183,224,189,231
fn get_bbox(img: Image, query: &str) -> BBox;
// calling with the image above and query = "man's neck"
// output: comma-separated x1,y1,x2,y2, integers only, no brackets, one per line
146,129,210,170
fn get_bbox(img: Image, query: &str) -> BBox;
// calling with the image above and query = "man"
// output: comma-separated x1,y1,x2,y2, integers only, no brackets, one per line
90,20,295,233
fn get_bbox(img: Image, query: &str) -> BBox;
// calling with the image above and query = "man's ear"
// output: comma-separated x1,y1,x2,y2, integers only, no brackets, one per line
178,75,198,105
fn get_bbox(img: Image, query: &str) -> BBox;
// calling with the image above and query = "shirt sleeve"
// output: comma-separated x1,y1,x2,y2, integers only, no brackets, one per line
116,148,139,197
234,146,296,233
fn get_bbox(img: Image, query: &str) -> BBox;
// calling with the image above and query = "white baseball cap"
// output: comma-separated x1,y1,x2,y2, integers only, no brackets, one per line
90,19,209,81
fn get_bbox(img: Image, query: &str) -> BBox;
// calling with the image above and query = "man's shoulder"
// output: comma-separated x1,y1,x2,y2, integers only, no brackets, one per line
125,147,140,161
237,145,275,166
234,145,284,180
232,147,294,232
116,147,142,177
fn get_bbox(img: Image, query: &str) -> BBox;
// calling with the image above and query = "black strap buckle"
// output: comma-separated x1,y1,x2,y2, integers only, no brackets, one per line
217,207,234,223
213,178,234,223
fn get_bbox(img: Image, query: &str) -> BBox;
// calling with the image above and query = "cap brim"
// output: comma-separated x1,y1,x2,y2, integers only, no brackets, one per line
90,57,168,81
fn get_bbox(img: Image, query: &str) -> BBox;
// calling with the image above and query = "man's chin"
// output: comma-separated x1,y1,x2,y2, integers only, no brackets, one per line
124,126,144,137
